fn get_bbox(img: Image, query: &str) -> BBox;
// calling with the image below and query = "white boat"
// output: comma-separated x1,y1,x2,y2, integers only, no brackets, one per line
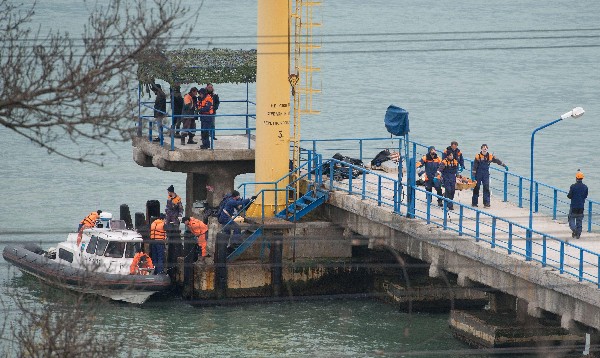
3,212,171,304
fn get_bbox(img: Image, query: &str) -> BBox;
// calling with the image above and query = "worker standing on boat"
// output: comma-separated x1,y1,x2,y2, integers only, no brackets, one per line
567,170,589,239
150,213,167,274
77,210,102,245
437,152,459,211
182,216,209,258
416,146,443,207
181,87,198,145
130,248,154,275
197,87,214,149
442,141,465,172
165,185,184,226
471,144,508,208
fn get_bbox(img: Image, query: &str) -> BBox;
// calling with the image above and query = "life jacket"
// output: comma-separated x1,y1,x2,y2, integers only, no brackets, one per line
183,93,196,115
130,252,154,275
188,217,208,237
473,152,502,174
198,93,214,115
80,212,99,228
150,219,166,240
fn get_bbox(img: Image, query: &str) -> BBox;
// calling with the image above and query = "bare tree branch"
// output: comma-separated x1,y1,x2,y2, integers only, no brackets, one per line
0,0,197,165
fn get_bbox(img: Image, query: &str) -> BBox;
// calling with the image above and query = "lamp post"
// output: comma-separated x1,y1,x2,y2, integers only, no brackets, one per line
526,107,585,258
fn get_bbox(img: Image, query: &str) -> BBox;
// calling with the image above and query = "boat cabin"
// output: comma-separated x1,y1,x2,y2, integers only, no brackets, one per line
56,213,144,275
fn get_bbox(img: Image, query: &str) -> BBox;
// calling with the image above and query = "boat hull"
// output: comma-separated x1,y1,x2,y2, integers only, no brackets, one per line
3,244,171,304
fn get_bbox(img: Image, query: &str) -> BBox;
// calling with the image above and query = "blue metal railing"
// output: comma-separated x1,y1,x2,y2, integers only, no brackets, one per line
137,98,257,150
301,137,599,233
303,154,600,287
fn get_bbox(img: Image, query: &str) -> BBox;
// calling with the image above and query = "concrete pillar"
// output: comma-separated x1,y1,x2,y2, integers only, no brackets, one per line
428,263,441,278
488,291,515,313
215,232,228,299
186,173,207,215
561,314,575,330
270,231,283,297
526,301,543,319
516,298,529,323
457,273,473,287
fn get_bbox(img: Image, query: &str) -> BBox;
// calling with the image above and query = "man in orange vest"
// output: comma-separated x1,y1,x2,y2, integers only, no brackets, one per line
181,87,198,145
77,210,102,245
130,248,154,275
197,87,214,149
182,216,209,258
150,213,167,274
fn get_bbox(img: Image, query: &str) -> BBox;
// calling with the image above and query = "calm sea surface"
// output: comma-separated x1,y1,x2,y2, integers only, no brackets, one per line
2,0,599,356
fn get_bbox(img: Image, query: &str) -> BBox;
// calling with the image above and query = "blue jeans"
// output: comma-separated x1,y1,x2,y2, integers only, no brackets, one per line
151,242,165,274
568,208,584,237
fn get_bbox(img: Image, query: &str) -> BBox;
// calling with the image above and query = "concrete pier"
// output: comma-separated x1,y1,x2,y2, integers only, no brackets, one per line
132,135,254,210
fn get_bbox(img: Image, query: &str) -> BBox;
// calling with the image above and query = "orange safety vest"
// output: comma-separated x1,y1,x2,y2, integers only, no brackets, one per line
130,252,154,275
150,219,166,240
188,217,207,243
80,212,99,228
199,93,214,115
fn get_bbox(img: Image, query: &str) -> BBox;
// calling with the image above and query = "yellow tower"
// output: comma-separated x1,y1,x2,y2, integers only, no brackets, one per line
252,0,291,216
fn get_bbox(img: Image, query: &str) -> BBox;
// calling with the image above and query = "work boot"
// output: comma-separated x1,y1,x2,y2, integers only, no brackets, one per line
576,234,581,239
188,139,198,144
572,232,576,238
437,200,443,207
484,204,491,208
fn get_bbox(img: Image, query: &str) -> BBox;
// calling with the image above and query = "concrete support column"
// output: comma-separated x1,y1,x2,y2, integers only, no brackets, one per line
457,273,473,287
516,298,529,323
526,301,543,319
488,291,515,313
186,173,207,215
270,231,284,297
561,314,575,330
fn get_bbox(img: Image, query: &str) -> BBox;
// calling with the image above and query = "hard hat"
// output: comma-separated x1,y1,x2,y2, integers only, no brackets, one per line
576,171,584,180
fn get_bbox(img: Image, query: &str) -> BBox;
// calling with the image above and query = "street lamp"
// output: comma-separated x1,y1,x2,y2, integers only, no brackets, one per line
527,107,585,258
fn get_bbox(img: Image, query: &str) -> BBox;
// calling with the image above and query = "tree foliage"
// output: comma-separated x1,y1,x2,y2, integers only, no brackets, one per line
137,48,257,88
0,0,195,165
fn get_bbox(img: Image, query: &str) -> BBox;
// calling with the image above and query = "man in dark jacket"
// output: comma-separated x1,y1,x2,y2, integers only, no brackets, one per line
471,144,508,208
152,84,166,140
442,141,465,172
206,83,220,140
416,146,443,206
437,152,459,210
218,191,256,250
567,171,589,239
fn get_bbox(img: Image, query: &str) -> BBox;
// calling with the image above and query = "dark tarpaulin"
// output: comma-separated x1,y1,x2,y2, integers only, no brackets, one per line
384,105,409,136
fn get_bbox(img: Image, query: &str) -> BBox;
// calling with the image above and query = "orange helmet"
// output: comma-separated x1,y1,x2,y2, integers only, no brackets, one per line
576,171,584,180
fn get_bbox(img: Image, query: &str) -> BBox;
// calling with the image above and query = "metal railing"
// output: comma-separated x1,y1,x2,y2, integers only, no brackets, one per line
303,154,600,288
137,99,257,150
301,137,599,233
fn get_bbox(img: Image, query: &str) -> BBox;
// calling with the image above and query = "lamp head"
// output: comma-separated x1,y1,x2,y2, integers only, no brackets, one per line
561,107,585,120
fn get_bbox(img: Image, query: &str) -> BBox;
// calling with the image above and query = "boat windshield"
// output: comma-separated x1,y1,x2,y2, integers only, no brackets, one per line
125,242,141,259
95,238,109,257
104,241,125,258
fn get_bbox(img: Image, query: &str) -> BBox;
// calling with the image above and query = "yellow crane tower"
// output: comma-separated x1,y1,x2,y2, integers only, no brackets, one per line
249,0,320,218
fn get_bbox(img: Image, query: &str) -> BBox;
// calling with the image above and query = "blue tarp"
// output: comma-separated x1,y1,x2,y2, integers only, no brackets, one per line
384,105,409,136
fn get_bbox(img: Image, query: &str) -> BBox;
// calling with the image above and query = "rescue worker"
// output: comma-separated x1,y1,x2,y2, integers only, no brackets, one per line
181,87,198,145
165,185,184,226
442,141,465,172
130,248,154,275
171,83,184,137
150,213,167,274
197,87,214,149
437,152,459,210
567,170,588,239
218,191,256,251
182,216,209,258
78,210,102,231
151,83,166,140
77,210,102,245
416,146,443,206
205,83,220,140
471,144,508,208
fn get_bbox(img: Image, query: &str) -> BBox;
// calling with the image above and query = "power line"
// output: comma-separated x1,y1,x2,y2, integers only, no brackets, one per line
10,27,600,41
4,34,600,49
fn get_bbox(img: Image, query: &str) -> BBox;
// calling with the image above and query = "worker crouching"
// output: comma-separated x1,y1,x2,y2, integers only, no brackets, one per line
182,216,209,258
